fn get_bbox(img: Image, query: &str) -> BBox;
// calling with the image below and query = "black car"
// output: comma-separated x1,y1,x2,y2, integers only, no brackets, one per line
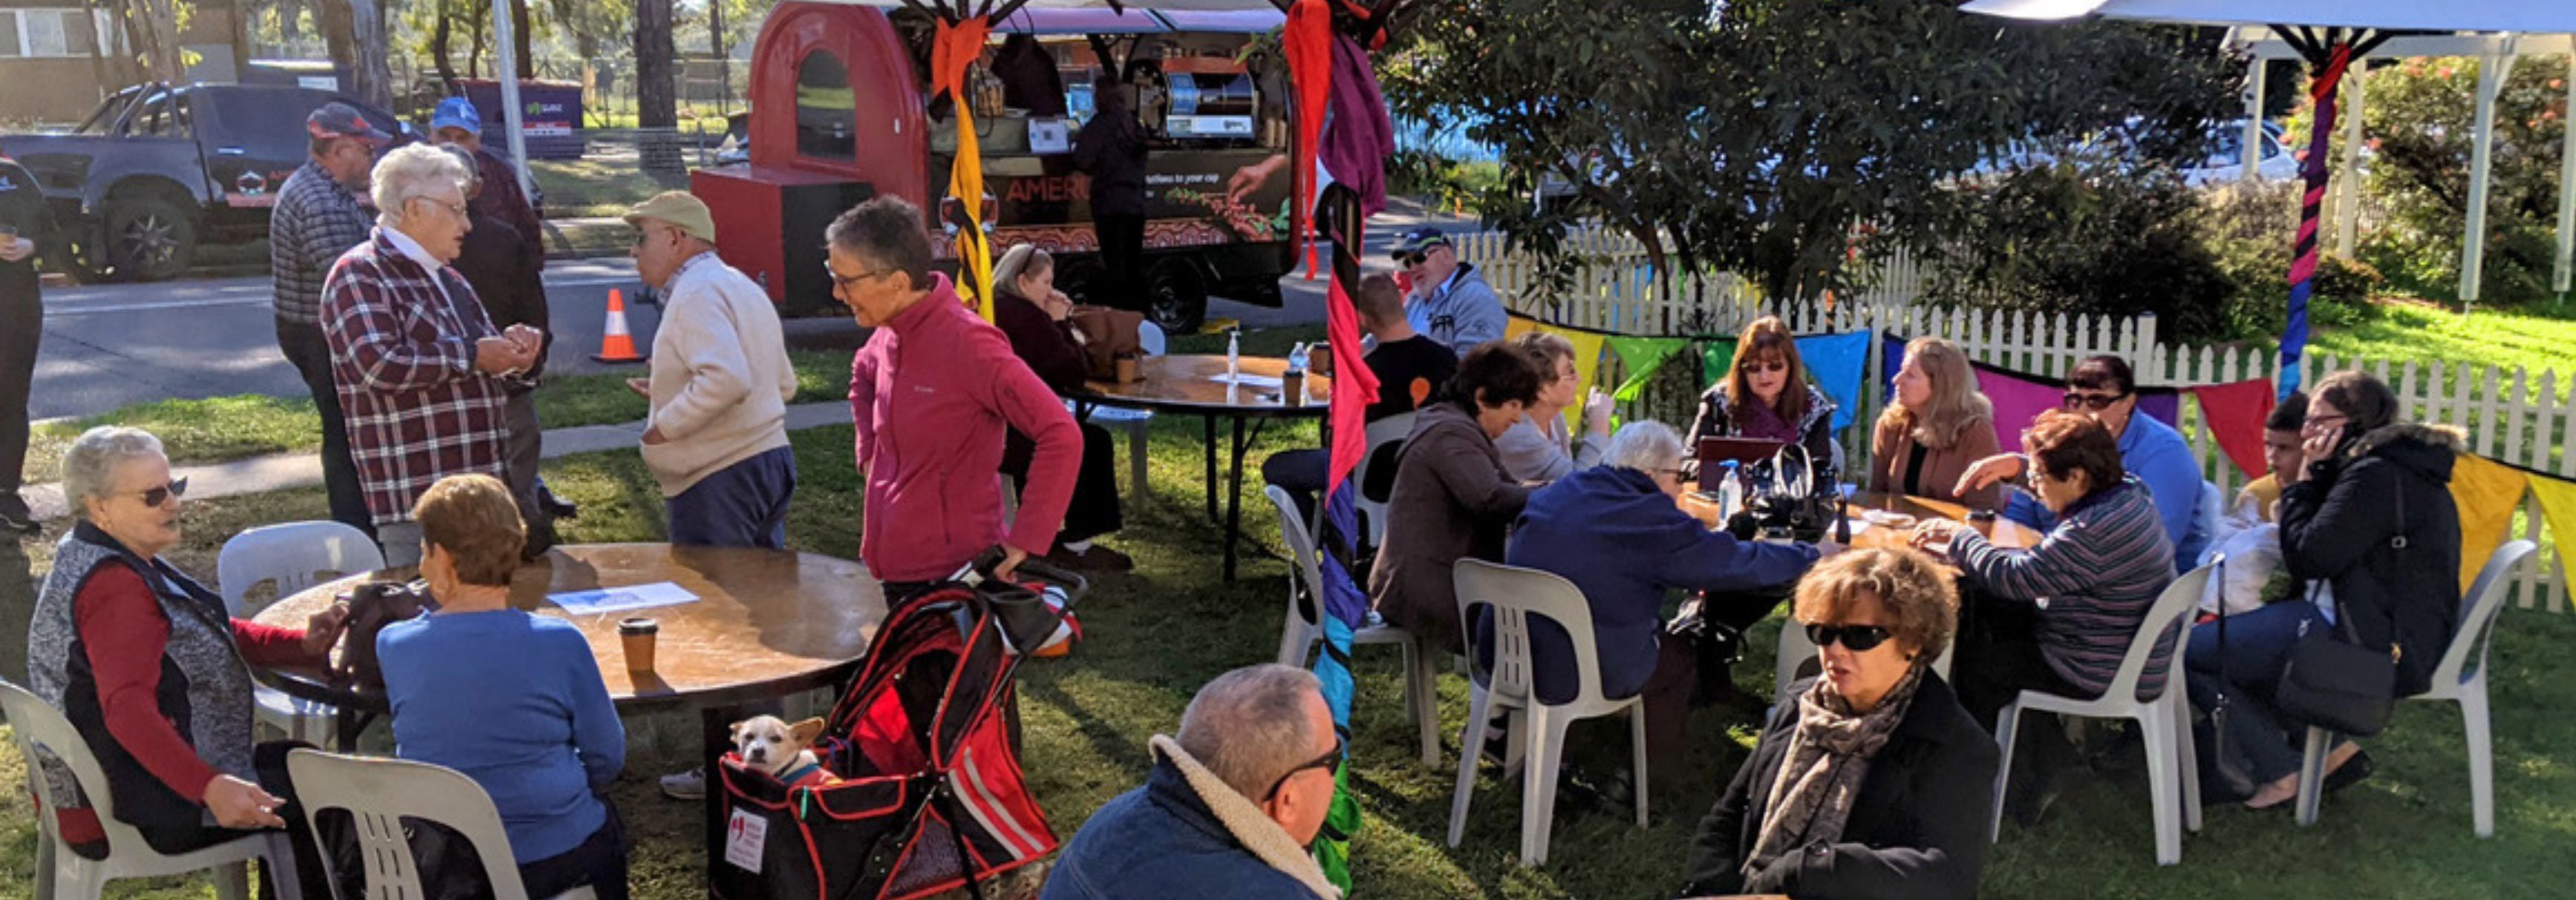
0,82,411,281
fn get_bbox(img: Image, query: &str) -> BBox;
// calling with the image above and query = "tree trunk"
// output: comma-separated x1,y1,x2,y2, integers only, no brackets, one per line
466,0,488,81
512,0,535,81
635,0,683,177
349,0,393,111
320,0,353,87
710,0,729,114
433,0,457,94
229,0,258,82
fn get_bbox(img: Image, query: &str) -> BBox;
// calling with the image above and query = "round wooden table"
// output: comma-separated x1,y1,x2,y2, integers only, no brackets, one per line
252,543,885,867
1077,354,1331,580
1677,489,2045,552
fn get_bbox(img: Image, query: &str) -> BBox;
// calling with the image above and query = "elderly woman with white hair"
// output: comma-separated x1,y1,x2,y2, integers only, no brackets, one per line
27,426,345,896
1486,420,1827,777
320,142,544,565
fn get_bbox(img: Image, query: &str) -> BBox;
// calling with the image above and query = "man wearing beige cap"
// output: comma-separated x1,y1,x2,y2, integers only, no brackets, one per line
626,191,799,550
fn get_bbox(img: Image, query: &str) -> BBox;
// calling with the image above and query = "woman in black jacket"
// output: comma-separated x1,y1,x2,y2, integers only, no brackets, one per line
2246,370,2464,806
990,244,1126,570
1678,549,1995,900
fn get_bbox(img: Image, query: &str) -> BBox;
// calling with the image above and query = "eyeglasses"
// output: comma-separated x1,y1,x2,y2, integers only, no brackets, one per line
2303,413,2349,430
130,477,190,507
1804,622,1894,653
1397,252,1428,267
1262,733,1346,801
410,196,468,219
1744,361,1788,375
825,263,896,292
2061,391,2130,412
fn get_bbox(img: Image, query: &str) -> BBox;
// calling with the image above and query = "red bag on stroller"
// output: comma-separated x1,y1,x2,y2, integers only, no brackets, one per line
712,550,1083,900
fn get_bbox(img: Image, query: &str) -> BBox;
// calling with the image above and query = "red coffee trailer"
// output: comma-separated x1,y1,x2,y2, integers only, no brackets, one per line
691,0,1300,330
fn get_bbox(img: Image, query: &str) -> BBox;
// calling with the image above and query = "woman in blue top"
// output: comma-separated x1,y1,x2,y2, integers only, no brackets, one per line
378,475,629,899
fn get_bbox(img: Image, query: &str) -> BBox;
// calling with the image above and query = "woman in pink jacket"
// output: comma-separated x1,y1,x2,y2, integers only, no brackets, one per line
833,197,1080,591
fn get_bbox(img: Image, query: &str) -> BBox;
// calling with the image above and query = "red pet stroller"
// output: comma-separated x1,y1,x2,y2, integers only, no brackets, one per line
713,550,1083,900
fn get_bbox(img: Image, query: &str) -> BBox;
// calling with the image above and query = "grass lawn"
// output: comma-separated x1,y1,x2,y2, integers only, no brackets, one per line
19,351,855,487
2309,300,2576,385
7,407,2576,899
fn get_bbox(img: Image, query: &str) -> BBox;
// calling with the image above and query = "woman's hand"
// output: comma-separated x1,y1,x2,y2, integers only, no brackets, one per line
1954,453,2028,495
1582,388,1614,437
0,237,33,263
203,775,287,829
1910,519,1964,549
2294,431,2338,483
1042,289,1075,322
301,601,352,658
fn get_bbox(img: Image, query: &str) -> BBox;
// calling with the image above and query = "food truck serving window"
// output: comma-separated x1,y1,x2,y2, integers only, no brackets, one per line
795,50,857,162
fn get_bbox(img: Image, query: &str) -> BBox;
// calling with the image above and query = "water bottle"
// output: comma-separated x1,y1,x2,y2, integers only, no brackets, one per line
1286,342,1310,374
1227,328,1242,381
1718,460,1744,523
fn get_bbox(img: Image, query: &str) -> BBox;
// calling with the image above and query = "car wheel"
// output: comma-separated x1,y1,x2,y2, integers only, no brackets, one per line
1146,258,1208,334
102,196,196,282
1054,255,1107,307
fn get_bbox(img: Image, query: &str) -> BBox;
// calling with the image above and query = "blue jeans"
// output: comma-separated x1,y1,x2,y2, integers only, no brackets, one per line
2188,600,2323,783
667,446,797,550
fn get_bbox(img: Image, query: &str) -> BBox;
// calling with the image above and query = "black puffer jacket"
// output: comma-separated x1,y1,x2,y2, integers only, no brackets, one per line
2277,423,2465,696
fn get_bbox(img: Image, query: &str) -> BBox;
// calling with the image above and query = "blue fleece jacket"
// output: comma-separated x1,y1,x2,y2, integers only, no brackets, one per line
2004,412,2208,572
1493,466,1819,704
1403,264,1507,352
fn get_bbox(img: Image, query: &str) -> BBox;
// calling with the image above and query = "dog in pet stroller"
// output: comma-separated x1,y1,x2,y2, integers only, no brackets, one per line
713,547,1085,900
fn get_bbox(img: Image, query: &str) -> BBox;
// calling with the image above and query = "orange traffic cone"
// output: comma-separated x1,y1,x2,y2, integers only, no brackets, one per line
590,288,645,363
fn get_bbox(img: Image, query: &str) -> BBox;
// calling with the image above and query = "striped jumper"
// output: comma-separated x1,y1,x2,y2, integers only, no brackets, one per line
1950,478,2179,700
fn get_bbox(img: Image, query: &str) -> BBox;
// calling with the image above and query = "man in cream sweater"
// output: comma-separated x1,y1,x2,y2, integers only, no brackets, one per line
625,192,800,549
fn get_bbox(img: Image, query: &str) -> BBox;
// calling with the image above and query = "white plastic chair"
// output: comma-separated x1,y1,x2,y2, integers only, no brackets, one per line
1447,559,1648,866
2293,538,2538,836
1,679,304,900
1349,411,1418,551
1773,616,1955,708
286,749,599,900
1081,320,1168,500
217,521,385,744
1266,485,1441,768
1989,561,2214,865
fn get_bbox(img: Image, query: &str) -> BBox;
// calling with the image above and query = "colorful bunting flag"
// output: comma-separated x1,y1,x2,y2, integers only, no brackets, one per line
1604,336,1692,402
1701,339,1738,388
1797,331,1871,433
2184,379,2279,480
2528,475,2576,581
2450,454,2531,594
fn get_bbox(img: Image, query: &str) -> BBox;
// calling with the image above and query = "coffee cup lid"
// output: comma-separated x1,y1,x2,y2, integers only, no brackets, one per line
619,617,659,633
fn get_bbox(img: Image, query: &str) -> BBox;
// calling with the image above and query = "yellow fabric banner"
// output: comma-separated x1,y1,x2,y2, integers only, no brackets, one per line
2449,454,2529,593
2527,475,2576,583
1499,317,1607,432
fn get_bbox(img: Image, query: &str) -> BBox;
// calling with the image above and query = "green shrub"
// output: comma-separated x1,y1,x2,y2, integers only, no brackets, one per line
1918,158,2241,343
2201,178,2385,337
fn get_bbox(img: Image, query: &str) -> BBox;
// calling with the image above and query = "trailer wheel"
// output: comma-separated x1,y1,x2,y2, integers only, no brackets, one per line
1054,255,1107,307
1146,258,1207,334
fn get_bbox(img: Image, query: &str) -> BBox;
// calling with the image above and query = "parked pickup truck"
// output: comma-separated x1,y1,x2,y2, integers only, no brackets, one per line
0,82,411,281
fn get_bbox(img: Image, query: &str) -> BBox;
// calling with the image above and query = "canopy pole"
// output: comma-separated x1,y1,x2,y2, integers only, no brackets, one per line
2461,39,2518,313
2555,52,2575,299
2243,56,2266,182
2279,33,2355,401
493,0,532,200
2334,64,2364,258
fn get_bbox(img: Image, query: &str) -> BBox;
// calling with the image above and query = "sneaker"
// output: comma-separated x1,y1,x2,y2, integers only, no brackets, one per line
0,495,39,536
660,766,706,800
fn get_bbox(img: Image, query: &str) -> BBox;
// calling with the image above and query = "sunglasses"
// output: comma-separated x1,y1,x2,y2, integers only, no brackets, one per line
1805,622,1894,653
2062,391,2130,412
1262,733,1346,800
1744,361,1788,375
1396,252,1429,267
132,477,190,507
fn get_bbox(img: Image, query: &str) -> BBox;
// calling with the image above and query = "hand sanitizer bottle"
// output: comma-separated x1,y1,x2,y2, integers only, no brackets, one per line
1227,328,1242,381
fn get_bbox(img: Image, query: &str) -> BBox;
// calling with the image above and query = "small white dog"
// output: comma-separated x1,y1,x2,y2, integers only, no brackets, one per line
731,715,837,787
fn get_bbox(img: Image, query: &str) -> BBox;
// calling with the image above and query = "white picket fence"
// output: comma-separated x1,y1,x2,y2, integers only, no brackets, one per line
1458,226,2576,611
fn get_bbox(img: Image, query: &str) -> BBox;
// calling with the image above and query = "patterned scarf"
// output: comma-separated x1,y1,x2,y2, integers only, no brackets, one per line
1744,665,1926,878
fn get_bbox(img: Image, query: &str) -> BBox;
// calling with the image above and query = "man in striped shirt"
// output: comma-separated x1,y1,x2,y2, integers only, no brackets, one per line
272,102,389,537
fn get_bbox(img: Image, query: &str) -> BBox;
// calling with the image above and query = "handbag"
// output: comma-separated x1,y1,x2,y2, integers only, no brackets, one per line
1067,305,1144,382
2274,477,2403,737
1726,444,1836,544
2194,555,2264,800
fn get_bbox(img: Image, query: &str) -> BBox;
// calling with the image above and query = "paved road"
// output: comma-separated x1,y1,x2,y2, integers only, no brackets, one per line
30,206,1470,420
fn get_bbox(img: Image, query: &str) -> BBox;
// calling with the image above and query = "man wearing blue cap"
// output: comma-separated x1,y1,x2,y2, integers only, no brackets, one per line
431,97,547,269
1390,226,1505,352
273,101,392,536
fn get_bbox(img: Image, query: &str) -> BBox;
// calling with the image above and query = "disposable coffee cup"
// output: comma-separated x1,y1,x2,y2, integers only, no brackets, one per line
1282,369,1307,405
618,617,659,671
1308,342,1333,376
1114,355,1141,384
1966,509,1998,538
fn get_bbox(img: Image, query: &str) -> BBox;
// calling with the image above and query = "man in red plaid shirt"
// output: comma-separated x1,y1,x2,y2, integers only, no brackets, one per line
322,144,544,565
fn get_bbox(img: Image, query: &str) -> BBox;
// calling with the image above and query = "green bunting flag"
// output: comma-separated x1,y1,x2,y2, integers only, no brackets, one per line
1605,336,1695,402
1700,339,1740,388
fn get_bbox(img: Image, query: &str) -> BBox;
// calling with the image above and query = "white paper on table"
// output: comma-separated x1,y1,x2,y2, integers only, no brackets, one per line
548,581,700,616
1837,519,1873,538
1207,374,1284,388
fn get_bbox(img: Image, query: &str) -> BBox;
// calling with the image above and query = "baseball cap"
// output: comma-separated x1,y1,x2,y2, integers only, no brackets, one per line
625,191,717,244
307,102,393,146
1389,226,1450,258
431,97,483,136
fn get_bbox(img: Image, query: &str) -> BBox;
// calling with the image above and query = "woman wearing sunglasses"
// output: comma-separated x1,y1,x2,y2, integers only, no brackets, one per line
1687,316,1839,486
1677,549,1995,900
27,425,349,896
1911,411,2176,828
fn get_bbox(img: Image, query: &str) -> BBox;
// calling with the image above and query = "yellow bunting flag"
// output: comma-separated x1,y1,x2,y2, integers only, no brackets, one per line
2449,454,2530,594
1546,325,1605,433
2527,475,2576,578
1504,314,1537,341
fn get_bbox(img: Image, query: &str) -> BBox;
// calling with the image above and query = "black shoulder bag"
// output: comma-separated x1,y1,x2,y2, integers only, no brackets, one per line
2195,555,2264,800
2274,472,2401,737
